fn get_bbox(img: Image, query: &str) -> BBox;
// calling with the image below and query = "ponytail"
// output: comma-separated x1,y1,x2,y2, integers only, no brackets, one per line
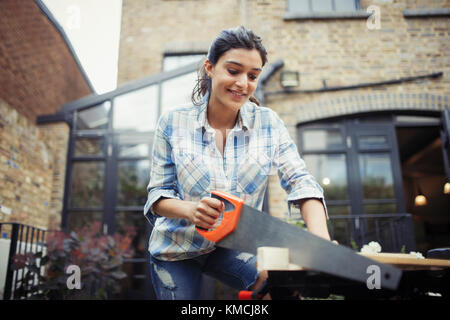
191,60,210,106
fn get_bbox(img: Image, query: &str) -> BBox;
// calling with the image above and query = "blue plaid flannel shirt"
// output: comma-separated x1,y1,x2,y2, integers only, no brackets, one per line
144,97,327,261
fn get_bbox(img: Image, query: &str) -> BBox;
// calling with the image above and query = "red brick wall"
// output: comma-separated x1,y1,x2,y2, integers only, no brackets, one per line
0,0,92,122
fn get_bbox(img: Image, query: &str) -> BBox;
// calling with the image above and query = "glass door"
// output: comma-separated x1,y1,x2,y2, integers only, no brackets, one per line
62,60,203,298
64,102,111,231
107,132,154,299
299,118,406,248
64,103,156,298
346,122,406,246
299,123,351,245
348,123,405,215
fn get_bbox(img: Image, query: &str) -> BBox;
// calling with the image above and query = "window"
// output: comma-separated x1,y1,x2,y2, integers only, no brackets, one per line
70,161,105,208
76,102,111,130
74,137,105,156
287,0,359,13
160,53,205,114
113,85,158,132
303,153,349,201
358,153,395,200
299,126,350,214
297,119,410,250
302,128,344,151
163,53,205,72
299,121,404,215
161,72,198,114
62,56,204,298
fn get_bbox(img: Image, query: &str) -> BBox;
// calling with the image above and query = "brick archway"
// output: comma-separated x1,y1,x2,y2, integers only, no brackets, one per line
294,92,449,124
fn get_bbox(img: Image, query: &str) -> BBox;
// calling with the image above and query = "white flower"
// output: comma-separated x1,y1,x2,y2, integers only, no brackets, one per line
369,241,382,253
360,245,374,253
409,251,425,259
360,241,382,254
426,292,442,297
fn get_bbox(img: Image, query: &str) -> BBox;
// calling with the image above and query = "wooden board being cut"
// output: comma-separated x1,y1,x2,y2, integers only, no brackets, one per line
359,252,450,270
257,247,450,271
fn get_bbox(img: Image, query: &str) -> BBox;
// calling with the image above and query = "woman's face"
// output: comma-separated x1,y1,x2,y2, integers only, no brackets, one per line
205,48,263,112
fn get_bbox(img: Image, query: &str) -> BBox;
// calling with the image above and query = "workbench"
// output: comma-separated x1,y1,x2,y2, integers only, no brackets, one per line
245,250,450,300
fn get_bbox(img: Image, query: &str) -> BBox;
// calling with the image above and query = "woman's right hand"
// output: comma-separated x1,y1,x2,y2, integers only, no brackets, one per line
188,197,225,229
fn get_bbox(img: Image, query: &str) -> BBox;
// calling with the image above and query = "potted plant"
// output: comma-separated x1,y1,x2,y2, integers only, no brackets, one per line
11,222,136,300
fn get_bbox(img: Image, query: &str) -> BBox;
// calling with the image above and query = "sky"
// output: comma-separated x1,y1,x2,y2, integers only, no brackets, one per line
42,0,123,94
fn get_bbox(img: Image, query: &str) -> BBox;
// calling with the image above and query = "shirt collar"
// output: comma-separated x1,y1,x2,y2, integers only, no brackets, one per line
196,92,250,132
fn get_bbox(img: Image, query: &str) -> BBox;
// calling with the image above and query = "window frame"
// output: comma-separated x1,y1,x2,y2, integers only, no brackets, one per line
297,117,406,216
61,60,203,233
284,0,369,20
287,0,360,14
162,52,206,72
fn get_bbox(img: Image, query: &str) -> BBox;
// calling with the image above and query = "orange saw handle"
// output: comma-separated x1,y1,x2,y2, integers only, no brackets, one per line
195,191,244,243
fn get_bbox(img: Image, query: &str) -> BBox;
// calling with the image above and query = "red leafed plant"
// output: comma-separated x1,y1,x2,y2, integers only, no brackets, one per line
11,222,136,300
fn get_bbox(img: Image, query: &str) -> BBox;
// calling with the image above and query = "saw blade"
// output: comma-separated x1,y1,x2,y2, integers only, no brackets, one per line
217,204,402,290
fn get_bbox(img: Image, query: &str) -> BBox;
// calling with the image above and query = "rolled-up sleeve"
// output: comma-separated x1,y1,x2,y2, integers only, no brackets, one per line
144,114,181,224
271,111,328,218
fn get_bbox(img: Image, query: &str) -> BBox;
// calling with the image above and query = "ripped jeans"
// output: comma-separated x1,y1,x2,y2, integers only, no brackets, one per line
150,247,259,300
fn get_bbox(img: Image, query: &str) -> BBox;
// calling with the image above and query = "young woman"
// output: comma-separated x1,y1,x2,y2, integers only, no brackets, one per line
145,26,332,300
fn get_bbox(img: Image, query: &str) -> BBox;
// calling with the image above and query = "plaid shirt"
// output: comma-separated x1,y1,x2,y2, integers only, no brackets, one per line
145,97,327,261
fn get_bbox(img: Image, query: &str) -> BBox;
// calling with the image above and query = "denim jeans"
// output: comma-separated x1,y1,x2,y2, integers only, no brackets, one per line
150,247,259,300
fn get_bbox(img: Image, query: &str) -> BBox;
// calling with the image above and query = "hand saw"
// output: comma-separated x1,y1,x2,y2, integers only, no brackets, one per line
196,191,402,290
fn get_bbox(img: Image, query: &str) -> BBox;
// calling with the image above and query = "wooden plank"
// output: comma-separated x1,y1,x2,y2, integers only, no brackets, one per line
258,247,450,271
359,252,450,270
258,247,450,272
257,247,304,271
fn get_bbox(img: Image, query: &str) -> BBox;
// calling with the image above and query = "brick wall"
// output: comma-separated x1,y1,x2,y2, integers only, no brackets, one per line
0,0,92,123
0,99,69,230
118,0,449,218
249,0,450,217
0,0,92,231
117,0,244,83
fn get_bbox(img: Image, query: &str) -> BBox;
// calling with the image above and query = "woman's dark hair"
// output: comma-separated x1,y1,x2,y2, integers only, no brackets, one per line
191,26,268,106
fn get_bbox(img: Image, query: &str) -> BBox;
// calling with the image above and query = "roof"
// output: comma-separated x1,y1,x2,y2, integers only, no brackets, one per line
0,0,94,121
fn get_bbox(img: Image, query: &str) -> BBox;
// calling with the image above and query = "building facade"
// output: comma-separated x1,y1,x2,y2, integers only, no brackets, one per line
117,0,450,254
1,0,449,299
0,0,94,299
0,0,93,232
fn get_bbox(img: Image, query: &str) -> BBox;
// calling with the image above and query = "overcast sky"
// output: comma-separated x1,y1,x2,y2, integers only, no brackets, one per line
42,0,123,94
